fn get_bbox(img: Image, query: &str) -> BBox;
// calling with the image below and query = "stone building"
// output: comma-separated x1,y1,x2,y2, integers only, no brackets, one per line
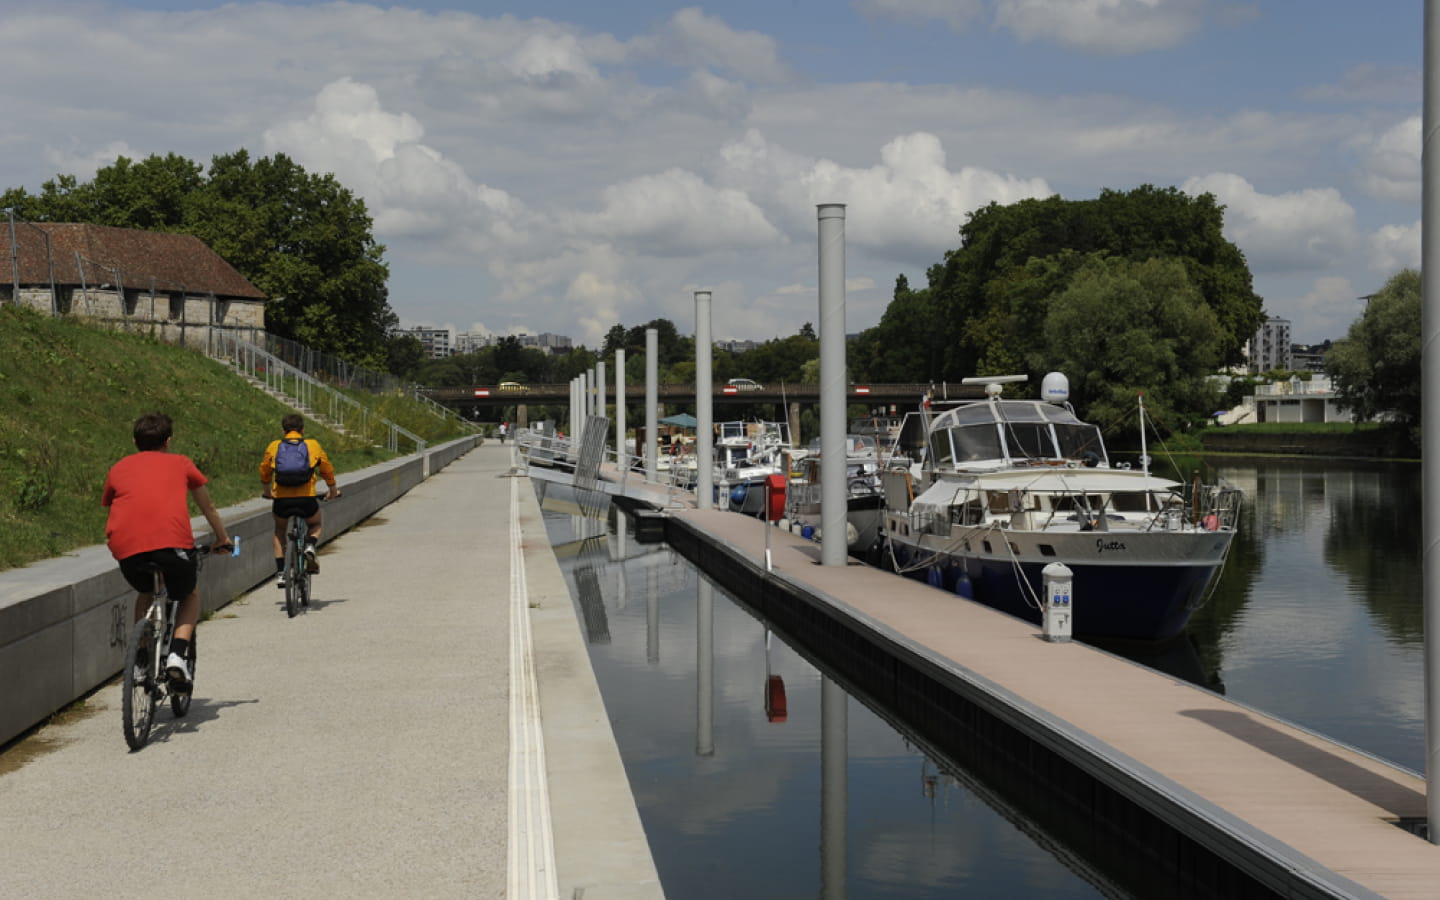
3,222,265,348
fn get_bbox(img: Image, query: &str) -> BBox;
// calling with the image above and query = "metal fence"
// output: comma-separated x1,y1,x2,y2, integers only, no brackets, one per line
208,330,428,453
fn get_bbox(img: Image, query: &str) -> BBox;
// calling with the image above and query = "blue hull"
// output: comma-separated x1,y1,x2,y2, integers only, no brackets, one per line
889,543,1214,642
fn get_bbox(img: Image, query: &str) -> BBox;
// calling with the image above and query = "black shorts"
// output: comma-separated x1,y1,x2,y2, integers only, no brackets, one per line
272,497,320,520
118,547,199,599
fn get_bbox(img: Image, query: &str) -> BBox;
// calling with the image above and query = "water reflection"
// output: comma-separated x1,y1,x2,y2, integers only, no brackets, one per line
1190,458,1425,772
540,501,1112,899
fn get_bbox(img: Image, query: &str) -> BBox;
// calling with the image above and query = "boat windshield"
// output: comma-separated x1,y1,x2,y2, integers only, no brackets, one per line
929,400,1108,465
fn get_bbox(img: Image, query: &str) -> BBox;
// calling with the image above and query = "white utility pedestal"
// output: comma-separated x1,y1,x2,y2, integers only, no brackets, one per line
1042,562,1073,642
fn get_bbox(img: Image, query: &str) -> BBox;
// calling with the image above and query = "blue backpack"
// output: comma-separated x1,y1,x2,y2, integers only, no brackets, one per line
274,438,315,486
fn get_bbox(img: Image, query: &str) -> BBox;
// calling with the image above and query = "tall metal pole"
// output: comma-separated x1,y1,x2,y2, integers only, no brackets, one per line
818,203,848,566
695,291,714,509
1422,0,1440,842
615,349,627,469
646,328,659,482
597,360,607,421
8,207,20,305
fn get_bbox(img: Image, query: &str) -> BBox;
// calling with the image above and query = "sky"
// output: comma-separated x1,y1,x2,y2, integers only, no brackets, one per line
1,1,1421,348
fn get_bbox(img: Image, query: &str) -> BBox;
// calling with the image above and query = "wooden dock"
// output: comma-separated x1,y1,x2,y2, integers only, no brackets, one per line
666,506,1440,899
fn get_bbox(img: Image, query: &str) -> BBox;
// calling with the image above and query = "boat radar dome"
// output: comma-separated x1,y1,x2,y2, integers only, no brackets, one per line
1041,372,1069,404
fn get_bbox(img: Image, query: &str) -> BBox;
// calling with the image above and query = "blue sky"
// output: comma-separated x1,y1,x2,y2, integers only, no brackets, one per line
3,1,1421,347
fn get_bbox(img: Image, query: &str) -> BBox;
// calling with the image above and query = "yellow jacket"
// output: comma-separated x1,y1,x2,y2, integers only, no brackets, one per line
259,432,337,498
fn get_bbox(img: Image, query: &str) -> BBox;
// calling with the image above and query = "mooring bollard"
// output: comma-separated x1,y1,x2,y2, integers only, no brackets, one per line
1042,562,1073,642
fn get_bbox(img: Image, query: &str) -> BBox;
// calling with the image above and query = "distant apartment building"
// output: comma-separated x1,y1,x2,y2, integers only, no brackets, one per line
454,330,492,354
717,338,759,353
395,326,452,359
1290,341,1331,373
1248,317,1291,373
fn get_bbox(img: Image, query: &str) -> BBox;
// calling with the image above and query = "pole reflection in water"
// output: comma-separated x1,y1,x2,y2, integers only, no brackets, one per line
697,577,714,758
821,677,847,900
541,503,1112,900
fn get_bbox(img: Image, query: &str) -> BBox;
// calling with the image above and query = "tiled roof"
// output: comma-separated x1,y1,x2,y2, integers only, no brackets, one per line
9,223,265,300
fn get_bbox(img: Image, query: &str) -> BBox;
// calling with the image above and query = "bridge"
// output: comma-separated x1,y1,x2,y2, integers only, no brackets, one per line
421,382,980,416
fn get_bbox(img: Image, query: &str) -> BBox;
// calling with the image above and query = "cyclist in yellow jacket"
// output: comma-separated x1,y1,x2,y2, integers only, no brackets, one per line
260,414,340,587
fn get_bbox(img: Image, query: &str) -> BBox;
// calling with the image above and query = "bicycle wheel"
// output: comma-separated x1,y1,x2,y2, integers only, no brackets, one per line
299,563,311,608
122,619,158,750
284,537,300,618
169,636,196,717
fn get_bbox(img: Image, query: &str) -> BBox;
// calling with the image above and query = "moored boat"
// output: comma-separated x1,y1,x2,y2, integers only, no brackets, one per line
880,373,1241,642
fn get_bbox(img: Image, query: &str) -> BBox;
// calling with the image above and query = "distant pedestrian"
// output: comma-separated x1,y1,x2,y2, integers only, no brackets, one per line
498,421,508,444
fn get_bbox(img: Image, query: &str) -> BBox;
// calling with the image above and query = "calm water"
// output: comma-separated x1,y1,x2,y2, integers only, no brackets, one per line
537,456,1425,897
1186,457,1425,773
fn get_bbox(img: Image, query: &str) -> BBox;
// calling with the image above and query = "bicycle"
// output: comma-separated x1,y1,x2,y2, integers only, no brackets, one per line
122,543,232,750
281,512,312,618
280,490,332,618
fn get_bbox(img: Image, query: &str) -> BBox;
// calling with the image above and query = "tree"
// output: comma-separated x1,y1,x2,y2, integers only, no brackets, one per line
384,333,427,381
186,150,393,365
1041,255,1223,439
1326,269,1421,438
925,185,1262,380
851,274,944,382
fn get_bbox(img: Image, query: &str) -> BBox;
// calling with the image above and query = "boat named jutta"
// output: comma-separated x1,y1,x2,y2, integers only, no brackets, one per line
879,373,1241,642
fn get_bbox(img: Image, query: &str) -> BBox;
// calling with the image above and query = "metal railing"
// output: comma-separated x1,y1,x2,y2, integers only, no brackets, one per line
208,331,428,454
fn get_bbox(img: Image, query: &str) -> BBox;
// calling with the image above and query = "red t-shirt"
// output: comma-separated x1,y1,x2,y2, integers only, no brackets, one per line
102,451,208,560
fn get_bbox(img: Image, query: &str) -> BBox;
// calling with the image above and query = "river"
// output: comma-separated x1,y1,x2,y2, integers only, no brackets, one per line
536,455,1424,897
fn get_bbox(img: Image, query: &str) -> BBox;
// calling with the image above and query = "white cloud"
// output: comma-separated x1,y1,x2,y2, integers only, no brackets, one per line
1355,116,1420,203
43,140,139,180
1369,221,1421,275
1278,276,1362,342
717,130,1051,266
572,168,782,256
262,78,526,249
1182,172,1359,275
628,7,789,82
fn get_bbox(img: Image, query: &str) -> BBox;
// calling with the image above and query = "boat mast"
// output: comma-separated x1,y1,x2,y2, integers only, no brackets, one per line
1138,391,1150,475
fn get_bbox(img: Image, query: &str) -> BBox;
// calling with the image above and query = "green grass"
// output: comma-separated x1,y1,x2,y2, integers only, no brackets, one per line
0,305,465,571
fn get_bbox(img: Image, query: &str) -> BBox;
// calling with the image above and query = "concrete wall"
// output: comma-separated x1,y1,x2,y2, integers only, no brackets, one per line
0,435,480,747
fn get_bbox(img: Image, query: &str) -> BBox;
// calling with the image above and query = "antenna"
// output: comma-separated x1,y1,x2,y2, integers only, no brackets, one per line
960,374,1027,400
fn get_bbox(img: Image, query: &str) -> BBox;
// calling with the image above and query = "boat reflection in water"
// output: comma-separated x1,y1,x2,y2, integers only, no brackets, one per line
541,500,1161,899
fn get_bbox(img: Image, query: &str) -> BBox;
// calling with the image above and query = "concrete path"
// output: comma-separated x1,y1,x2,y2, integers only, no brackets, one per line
0,443,662,899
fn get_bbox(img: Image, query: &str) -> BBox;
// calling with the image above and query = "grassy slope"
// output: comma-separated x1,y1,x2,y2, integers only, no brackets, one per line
0,306,465,571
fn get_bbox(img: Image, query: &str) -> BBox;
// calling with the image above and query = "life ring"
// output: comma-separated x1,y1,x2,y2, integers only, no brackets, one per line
1201,514,1219,532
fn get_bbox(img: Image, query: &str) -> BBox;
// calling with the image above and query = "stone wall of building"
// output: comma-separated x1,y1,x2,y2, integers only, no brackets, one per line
13,286,265,349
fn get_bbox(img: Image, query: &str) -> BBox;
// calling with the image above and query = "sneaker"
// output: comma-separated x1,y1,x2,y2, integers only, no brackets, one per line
165,652,191,686
275,573,286,589
303,544,319,574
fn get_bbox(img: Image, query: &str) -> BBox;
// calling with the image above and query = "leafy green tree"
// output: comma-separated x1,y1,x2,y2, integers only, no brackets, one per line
186,150,392,365
385,333,427,381
1041,255,1223,440
1326,269,1421,439
601,324,628,358
851,275,944,382
926,185,1261,379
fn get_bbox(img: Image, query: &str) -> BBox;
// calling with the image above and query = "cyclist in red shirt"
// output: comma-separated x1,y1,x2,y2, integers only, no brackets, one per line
102,412,232,686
